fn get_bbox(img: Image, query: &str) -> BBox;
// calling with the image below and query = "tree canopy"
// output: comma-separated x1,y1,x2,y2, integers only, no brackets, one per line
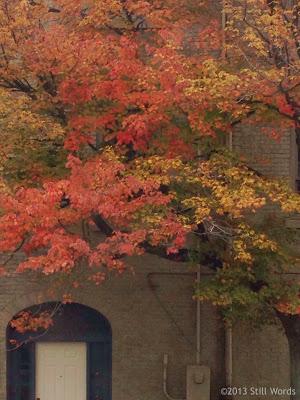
0,0,299,329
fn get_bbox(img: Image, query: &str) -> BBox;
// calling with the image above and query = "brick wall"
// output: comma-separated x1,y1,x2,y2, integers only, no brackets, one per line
0,254,292,400
231,123,295,399
233,123,295,184
0,255,227,400
0,123,297,400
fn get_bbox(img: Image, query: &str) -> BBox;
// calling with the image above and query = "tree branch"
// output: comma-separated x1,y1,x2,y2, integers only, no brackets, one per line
91,212,222,267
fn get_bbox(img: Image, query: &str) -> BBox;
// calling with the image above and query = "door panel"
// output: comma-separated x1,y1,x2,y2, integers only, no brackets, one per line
36,342,86,400
88,342,112,400
7,342,35,400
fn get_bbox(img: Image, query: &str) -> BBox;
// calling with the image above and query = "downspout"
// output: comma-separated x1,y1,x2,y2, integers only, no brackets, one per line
225,132,234,390
150,272,214,400
225,326,233,388
225,131,234,390
221,0,227,61
196,268,201,365
196,118,202,367
163,354,185,400
222,0,233,390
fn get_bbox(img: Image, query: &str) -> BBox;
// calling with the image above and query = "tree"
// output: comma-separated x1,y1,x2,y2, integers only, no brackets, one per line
0,0,299,393
182,0,300,395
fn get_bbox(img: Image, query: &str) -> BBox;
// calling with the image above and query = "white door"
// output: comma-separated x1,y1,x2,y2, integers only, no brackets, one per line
36,342,87,400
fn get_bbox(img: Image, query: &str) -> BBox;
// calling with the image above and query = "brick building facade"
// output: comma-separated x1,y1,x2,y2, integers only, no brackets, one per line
0,125,298,400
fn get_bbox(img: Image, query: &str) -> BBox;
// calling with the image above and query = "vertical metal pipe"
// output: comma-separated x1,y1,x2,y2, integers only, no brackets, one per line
225,326,233,387
196,111,202,366
163,354,185,400
222,1,233,389
196,269,201,365
221,0,227,60
228,130,233,151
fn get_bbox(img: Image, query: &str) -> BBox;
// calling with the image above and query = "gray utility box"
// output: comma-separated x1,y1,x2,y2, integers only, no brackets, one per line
186,365,211,400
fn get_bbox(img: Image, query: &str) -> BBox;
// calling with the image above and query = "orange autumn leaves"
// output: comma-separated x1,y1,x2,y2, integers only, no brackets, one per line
0,149,187,277
0,0,298,327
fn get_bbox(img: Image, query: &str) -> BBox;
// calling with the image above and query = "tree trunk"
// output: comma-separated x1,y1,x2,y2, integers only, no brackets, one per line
277,312,300,400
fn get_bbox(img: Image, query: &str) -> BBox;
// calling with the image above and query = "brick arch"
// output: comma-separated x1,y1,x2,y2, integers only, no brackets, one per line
6,301,112,400
3,291,59,330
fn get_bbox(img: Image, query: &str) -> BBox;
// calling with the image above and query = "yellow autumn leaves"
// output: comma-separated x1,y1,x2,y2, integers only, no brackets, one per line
130,151,299,266
0,89,66,187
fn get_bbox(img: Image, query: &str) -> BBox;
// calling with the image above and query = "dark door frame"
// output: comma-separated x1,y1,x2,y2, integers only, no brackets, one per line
7,302,112,400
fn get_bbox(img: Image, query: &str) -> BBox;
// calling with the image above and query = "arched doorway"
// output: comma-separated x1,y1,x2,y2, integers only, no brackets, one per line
7,302,112,400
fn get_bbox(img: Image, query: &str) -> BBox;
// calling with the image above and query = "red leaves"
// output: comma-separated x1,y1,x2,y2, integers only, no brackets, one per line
64,131,93,151
0,150,185,278
59,78,94,105
117,116,150,150
276,96,295,118
0,0,299,333
148,215,188,254
19,230,91,274
89,230,147,272
276,302,300,315
10,311,53,334
197,19,222,54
